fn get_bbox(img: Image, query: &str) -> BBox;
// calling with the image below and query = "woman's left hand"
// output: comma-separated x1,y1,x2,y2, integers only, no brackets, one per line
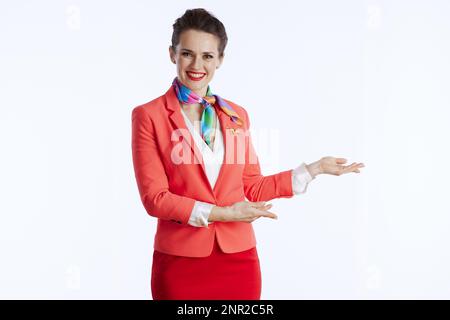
307,156,365,177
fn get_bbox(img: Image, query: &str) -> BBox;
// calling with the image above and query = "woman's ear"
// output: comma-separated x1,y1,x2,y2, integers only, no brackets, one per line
169,46,176,64
217,54,224,69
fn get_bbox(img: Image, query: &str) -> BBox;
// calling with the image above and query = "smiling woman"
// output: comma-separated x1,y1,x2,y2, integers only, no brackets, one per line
131,7,365,301
169,25,224,96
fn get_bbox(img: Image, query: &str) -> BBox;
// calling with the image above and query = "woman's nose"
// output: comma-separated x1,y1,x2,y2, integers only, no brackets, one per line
192,56,203,69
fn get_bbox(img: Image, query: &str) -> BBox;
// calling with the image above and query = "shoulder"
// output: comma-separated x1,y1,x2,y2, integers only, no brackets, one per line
131,93,167,122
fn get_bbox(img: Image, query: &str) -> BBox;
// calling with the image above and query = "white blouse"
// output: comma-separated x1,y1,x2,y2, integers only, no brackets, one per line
180,106,314,228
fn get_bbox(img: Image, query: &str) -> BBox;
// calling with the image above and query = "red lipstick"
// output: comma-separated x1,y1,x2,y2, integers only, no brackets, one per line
186,71,206,81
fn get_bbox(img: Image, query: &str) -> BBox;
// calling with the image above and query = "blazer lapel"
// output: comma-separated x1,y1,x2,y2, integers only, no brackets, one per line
163,85,241,198
164,86,207,169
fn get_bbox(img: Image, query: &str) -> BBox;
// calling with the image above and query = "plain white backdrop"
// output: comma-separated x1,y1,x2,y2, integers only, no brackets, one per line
1,0,449,299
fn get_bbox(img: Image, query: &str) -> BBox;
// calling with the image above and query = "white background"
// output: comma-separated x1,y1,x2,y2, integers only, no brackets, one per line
1,0,449,299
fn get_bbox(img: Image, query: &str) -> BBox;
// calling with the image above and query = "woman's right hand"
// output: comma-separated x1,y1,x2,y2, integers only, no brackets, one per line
226,201,277,223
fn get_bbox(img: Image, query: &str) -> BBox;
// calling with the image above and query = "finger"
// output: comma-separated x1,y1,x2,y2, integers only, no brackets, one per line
260,203,273,210
343,163,360,174
349,162,365,169
250,201,266,208
353,163,365,169
354,163,365,172
336,164,351,175
253,208,278,219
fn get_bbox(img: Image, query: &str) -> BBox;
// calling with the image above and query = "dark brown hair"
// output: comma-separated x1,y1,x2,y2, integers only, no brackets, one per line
171,8,228,58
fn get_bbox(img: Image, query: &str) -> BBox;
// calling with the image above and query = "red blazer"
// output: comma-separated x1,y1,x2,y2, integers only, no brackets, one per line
131,85,294,257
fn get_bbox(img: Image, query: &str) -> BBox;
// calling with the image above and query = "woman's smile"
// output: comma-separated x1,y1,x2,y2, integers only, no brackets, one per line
186,71,206,81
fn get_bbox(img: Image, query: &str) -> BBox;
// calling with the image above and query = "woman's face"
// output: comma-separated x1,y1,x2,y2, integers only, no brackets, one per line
169,29,223,97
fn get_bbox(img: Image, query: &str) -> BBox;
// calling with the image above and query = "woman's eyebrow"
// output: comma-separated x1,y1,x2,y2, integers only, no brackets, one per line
181,48,215,55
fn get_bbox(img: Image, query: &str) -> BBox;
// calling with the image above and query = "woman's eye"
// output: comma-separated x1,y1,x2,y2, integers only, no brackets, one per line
181,52,213,59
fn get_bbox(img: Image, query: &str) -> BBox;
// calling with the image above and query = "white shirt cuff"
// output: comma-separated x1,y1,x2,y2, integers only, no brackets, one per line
291,162,314,195
188,201,215,227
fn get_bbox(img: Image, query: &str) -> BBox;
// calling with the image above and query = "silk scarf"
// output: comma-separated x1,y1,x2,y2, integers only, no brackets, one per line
172,77,243,147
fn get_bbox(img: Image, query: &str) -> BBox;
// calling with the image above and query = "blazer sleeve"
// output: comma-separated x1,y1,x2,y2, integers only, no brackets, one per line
241,108,295,202
131,106,196,225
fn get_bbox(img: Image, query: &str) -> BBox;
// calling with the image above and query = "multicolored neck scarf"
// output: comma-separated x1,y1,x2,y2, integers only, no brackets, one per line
172,77,243,148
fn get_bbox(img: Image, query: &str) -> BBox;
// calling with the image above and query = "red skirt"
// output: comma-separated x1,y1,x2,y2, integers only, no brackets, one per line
151,234,262,300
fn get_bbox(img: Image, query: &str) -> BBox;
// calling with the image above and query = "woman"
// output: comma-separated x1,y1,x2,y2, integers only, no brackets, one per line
131,8,365,300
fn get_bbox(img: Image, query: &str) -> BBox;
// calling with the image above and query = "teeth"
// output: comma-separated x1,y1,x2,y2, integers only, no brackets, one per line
187,72,205,78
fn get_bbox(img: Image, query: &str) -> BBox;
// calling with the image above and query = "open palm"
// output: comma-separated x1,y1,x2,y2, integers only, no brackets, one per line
319,156,365,176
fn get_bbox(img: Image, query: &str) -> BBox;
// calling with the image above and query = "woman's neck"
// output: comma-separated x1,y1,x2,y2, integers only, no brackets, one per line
181,102,203,118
